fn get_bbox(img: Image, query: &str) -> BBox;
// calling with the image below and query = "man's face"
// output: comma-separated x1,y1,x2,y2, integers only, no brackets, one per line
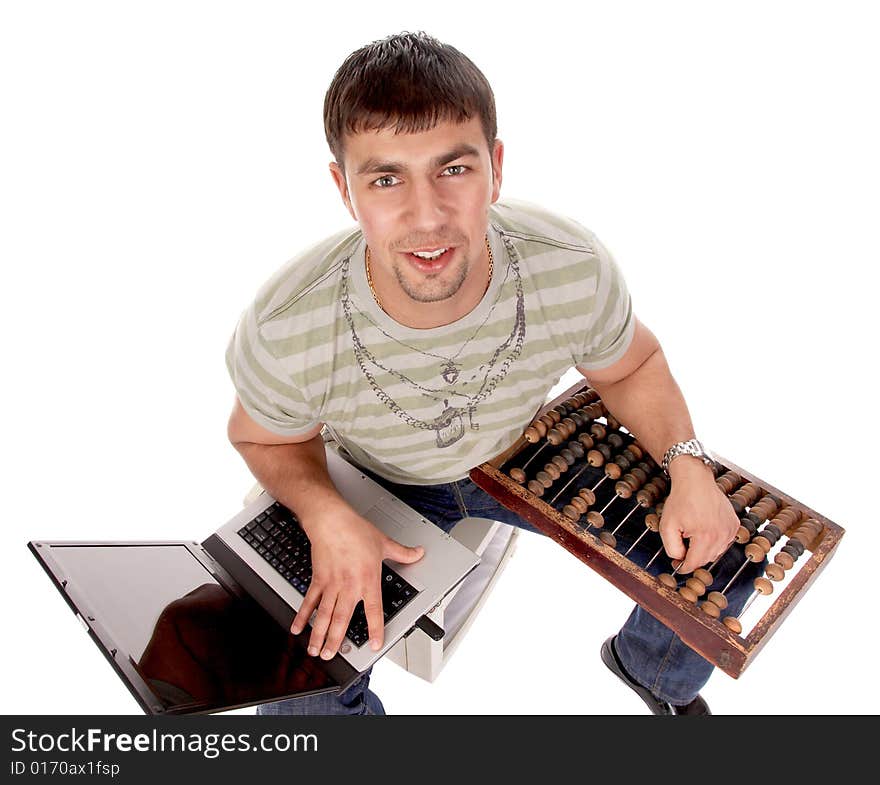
329,115,504,306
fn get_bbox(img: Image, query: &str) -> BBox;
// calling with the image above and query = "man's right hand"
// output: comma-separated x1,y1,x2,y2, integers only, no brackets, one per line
291,502,425,660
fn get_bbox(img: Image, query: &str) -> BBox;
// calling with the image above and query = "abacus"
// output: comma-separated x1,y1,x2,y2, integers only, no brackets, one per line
469,379,844,678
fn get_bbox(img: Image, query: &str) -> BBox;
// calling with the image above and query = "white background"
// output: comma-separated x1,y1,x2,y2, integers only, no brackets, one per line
2,1,877,715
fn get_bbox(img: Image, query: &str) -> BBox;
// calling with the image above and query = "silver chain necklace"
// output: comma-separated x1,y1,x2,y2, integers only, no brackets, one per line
340,233,526,448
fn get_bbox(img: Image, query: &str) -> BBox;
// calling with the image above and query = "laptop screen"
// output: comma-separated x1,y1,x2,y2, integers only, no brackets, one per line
38,543,338,714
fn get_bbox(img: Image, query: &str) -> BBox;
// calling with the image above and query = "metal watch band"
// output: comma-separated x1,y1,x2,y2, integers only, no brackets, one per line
661,438,716,475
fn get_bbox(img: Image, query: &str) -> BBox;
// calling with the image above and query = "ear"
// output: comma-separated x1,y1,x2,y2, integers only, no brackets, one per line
329,162,358,222
490,139,504,203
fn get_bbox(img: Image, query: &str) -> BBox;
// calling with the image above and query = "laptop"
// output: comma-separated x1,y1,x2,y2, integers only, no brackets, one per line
28,446,481,715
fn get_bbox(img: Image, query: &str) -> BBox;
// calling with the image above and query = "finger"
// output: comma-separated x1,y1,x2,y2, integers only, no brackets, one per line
659,523,686,565
320,596,358,659
307,593,338,657
291,585,322,636
363,585,385,652
385,539,425,563
679,538,714,574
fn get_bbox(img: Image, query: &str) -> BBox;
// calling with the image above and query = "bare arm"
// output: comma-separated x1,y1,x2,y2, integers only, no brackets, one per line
227,397,348,523
577,318,738,572
227,397,423,658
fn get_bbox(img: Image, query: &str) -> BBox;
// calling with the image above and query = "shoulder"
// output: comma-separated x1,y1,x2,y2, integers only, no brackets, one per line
489,198,601,255
250,224,363,326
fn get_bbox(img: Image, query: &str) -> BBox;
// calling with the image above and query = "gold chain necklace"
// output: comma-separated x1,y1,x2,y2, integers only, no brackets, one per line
365,236,493,312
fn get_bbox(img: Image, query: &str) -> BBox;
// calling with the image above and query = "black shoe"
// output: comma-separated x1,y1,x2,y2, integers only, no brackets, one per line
600,636,711,716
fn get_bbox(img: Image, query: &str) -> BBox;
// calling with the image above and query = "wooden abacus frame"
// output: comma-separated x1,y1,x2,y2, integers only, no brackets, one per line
469,379,845,678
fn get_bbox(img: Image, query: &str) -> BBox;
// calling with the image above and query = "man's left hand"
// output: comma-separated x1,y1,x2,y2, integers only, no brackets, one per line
657,457,739,574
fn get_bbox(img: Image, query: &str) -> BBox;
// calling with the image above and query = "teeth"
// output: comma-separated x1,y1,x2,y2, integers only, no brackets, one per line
412,248,447,260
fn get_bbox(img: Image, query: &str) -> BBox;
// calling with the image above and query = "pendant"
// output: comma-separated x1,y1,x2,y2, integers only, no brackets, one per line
441,360,460,385
434,406,465,448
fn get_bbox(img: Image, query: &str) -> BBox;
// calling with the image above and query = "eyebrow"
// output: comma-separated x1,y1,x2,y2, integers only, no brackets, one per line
354,143,482,176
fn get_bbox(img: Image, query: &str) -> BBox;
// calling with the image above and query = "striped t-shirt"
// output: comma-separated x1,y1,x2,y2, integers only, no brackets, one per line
225,198,635,484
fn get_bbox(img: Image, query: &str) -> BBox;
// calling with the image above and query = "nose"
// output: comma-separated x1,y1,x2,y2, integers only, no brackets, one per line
405,176,448,236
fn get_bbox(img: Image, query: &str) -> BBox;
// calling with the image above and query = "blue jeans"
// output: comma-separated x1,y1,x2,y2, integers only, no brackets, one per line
256,468,763,714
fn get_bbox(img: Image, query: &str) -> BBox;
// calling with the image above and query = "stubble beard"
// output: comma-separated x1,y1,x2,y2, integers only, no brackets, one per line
392,254,470,303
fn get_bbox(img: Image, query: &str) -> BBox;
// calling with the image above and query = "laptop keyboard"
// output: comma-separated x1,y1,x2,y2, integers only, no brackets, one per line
237,500,418,647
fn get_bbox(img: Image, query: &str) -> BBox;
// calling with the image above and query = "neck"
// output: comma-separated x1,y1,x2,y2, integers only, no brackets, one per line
366,239,493,329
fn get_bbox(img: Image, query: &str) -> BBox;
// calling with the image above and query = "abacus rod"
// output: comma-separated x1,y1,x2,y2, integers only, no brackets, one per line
608,499,642,536
720,557,754,595
548,462,592,504
624,525,651,557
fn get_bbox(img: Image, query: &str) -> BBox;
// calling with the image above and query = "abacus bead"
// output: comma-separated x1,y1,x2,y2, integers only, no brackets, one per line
578,433,595,449
615,480,634,499
765,563,786,581
587,511,605,529
729,499,745,516
645,513,661,532
745,542,765,562
686,578,707,597
636,488,656,506
509,467,526,483
525,426,541,443
701,601,721,618
694,568,713,586
658,573,678,589
599,531,617,547
558,450,575,467
739,518,757,536
764,523,782,539
753,535,773,554
606,415,620,431
679,586,699,603
563,504,581,521
774,551,795,570
547,429,564,445
605,463,623,479
579,488,596,506
568,441,585,458
707,591,728,610
754,577,774,595
587,449,604,466
590,423,607,439
722,617,743,634
543,463,560,481
535,470,553,488
570,495,588,513
527,480,545,496
735,526,752,545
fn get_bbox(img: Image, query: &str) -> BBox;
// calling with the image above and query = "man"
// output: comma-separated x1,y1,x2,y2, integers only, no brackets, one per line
226,31,756,715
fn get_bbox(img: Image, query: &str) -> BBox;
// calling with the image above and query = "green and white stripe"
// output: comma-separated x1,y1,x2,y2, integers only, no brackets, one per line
226,198,634,484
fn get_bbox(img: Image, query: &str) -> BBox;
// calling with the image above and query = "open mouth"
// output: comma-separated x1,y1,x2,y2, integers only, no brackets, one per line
403,246,455,272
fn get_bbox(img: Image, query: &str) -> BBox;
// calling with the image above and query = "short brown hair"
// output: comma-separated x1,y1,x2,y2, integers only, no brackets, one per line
323,31,497,173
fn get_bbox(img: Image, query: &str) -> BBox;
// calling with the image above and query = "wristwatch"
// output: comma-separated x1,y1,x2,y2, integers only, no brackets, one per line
661,438,717,475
